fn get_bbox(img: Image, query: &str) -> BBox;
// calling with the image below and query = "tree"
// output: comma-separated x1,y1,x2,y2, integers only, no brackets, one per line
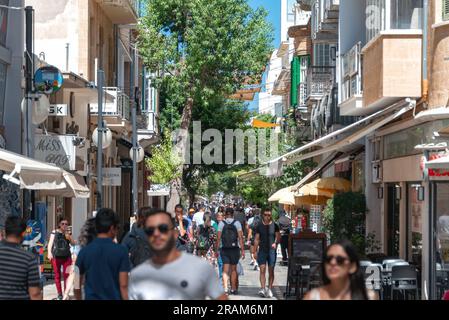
145,131,183,195
139,0,273,212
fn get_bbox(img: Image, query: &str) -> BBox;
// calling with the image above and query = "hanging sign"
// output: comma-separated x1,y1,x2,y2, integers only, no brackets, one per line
34,66,64,95
34,134,76,170
102,168,122,186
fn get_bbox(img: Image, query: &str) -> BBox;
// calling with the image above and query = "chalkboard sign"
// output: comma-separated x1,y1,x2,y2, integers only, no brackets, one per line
288,231,327,261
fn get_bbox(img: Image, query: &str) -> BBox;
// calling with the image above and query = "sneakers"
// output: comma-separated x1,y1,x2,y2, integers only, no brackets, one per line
250,260,255,266
254,264,260,271
265,288,274,298
258,288,266,297
230,290,238,295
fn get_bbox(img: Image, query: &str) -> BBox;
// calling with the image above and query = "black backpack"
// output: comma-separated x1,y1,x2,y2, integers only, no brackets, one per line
129,234,152,267
279,216,291,232
52,232,71,258
221,220,239,249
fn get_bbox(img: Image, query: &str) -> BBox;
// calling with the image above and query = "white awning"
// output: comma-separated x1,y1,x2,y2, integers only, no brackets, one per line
425,156,449,170
147,184,170,197
0,148,90,198
267,99,416,166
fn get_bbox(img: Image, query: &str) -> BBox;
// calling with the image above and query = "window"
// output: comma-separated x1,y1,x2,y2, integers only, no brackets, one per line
407,183,423,266
0,0,8,47
366,0,423,43
444,0,449,21
287,0,296,22
313,43,337,66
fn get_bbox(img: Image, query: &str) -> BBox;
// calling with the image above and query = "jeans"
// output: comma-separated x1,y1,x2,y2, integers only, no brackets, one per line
51,256,72,296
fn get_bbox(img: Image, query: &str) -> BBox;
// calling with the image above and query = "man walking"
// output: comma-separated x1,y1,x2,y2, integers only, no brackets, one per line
75,208,130,300
122,207,153,268
278,211,291,266
254,208,281,298
0,216,42,300
216,207,245,295
128,209,226,300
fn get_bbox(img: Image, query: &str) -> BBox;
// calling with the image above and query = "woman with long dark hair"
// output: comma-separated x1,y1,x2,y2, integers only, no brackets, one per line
304,239,378,300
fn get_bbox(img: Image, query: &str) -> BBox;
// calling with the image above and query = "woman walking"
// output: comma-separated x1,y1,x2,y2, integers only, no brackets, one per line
303,240,378,300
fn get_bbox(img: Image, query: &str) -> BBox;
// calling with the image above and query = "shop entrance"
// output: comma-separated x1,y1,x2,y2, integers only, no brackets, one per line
387,184,400,257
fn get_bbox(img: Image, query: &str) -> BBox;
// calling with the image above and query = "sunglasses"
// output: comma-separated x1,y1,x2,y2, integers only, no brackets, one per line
144,224,173,237
263,214,272,217
325,255,349,266
60,222,68,226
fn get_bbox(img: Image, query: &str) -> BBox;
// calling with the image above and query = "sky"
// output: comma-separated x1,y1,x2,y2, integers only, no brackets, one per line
247,0,281,113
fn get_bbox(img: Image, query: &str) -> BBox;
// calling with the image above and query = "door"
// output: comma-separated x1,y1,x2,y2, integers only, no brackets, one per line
387,184,400,257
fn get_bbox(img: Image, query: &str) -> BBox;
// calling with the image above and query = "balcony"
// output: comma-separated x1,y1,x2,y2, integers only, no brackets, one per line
298,0,314,11
94,0,140,24
90,88,131,129
306,66,335,101
311,0,338,43
362,33,422,113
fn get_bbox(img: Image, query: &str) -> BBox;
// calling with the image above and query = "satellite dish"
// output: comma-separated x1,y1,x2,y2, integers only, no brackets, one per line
92,127,113,149
129,145,145,163
31,95,50,125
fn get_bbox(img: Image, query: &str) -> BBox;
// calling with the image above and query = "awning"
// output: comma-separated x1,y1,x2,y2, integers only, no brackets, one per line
267,98,415,166
147,184,170,197
291,152,340,191
0,148,90,198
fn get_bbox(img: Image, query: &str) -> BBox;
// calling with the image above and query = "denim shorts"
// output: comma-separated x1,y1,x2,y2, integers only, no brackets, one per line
257,249,277,267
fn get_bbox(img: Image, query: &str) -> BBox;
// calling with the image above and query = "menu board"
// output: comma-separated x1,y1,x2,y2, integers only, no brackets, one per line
289,231,327,262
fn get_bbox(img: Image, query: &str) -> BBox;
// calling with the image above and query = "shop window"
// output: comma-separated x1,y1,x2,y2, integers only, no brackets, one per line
433,183,449,299
407,184,423,266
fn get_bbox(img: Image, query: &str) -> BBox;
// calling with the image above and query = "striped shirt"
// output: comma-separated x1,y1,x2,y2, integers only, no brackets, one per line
0,240,41,300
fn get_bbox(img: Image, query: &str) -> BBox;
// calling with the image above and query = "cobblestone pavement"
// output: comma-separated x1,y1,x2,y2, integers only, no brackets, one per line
43,250,289,300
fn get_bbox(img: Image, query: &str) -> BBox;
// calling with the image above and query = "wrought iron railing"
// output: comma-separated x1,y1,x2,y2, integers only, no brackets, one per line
306,66,335,99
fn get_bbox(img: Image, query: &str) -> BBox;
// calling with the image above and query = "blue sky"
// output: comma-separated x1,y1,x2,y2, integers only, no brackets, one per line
248,0,281,112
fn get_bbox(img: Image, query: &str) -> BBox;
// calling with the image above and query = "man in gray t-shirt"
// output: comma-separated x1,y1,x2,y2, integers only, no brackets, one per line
128,209,226,300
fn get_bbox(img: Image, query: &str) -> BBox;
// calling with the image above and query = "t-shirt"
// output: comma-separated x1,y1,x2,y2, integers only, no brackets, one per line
193,211,205,228
218,218,243,249
128,252,223,300
76,237,131,300
0,241,41,300
255,222,280,252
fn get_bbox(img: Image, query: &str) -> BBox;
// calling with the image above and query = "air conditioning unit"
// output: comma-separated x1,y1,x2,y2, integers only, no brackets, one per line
372,161,382,184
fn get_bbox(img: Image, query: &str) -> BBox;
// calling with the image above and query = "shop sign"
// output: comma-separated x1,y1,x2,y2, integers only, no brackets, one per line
102,168,122,186
49,104,68,116
34,66,64,95
34,134,76,170
420,153,449,177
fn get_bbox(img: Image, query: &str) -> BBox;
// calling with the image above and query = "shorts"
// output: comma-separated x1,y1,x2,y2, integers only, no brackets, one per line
220,248,240,265
257,249,277,267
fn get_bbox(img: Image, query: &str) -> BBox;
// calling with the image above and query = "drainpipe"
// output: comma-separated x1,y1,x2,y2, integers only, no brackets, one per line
422,0,428,104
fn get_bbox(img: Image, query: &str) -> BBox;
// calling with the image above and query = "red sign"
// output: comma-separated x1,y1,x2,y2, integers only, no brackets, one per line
420,153,449,177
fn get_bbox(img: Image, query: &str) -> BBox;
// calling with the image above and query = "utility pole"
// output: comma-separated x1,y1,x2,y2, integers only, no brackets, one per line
131,45,138,216
96,70,105,211
24,6,34,219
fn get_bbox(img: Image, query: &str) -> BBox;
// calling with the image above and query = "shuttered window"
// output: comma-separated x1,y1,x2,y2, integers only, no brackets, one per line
444,0,449,21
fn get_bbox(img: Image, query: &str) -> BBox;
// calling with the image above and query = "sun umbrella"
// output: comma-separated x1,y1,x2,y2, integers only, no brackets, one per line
268,187,292,202
295,195,330,206
278,190,296,206
296,180,335,198
316,177,351,193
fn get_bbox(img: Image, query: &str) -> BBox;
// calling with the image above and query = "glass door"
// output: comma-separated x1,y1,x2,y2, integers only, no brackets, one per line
387,184,400,257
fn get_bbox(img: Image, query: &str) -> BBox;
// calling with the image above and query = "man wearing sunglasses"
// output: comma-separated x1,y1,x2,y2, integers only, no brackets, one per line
128,209,226,300
254,208,280,298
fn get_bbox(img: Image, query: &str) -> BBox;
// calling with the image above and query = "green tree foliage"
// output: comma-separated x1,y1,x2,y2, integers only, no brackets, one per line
322,192,368,256
146,131,183,185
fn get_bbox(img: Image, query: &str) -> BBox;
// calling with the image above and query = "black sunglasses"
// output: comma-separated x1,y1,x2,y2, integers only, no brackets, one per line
144,224,172,237
325,255,349,266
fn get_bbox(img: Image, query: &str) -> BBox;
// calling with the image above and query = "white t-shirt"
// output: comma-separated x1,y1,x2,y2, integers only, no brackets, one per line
128,252,223,300
193,211,205,227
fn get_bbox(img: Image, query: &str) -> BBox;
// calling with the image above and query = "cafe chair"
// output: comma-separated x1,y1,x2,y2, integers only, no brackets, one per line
285,256,309,299
390,265,419,300
363,264,383,300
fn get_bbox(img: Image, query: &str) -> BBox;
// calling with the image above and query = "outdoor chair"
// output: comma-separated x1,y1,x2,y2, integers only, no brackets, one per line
390,265,419,300
360,260,372,267
285,256,309,299
307,261,323,291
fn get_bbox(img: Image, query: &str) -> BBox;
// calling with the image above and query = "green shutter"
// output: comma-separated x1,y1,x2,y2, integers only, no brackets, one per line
290,56,300,108
444,0,449,21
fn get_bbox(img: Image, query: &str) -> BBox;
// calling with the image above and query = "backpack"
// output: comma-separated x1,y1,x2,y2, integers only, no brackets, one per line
52,232,71,258
129,234,152,267
196,226,210,251
221,220,239,249
279,216,291,232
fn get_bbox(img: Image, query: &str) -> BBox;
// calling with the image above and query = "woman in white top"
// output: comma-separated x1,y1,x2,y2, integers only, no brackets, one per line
304,240,378,300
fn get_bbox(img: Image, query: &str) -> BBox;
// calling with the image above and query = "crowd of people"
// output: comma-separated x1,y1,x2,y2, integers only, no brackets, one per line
0,201,397,300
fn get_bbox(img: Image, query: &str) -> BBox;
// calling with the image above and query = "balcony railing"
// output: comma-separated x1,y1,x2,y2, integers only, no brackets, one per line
306,66,335,100
90,87,130,121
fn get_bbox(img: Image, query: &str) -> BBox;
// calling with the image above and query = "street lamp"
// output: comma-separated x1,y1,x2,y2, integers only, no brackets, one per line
129,144,145,163
92,125,113,149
